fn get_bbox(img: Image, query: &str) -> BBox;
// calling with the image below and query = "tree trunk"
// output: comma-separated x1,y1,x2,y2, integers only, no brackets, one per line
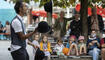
47,12,52,26
80,0,88,42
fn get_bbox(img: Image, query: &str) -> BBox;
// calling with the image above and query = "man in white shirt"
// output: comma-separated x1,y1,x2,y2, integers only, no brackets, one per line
10,1,37,60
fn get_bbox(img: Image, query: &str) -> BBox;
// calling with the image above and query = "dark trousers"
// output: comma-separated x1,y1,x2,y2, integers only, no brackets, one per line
11,48,29,60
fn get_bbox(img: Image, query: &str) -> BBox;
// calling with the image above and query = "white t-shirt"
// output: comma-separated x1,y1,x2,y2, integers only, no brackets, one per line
10,15,26,52
32,40,40,55
43,43,50,56
54,44,64,52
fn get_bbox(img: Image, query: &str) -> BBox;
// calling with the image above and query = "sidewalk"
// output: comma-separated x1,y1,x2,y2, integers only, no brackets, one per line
0,40,34,60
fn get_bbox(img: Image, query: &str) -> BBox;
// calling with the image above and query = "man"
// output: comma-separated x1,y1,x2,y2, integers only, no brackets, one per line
88,7,104,38
87,30,100,60
10,1,37,60
0,21,3,33
53,11,73,40
70,11,82,39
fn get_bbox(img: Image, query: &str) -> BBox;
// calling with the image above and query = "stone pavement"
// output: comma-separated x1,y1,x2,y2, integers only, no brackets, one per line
0,40,34,60
0,40,95,60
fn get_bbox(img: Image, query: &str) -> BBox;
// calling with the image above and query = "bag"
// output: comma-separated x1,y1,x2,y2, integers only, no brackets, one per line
35,48,45,60
62,48,69,55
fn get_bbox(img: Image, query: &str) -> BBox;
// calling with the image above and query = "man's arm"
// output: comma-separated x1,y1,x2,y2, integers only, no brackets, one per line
92,40,100,47
12,19,37,40
97,42,100,47
88,42,93,48
17,29,37,40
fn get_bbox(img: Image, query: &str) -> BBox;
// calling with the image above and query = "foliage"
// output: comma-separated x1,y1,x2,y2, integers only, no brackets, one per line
12,0,105,8
34,0,39,2
88,0,105,8
39,0,105,8
12,0,29,3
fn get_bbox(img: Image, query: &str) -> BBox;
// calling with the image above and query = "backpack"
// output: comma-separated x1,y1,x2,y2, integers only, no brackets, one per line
35,48,45,60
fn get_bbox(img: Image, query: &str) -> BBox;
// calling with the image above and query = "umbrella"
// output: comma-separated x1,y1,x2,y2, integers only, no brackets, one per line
32,10,58,19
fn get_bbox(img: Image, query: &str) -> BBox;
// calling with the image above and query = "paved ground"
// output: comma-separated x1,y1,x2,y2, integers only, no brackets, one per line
0,40,34,60
0,40,93,60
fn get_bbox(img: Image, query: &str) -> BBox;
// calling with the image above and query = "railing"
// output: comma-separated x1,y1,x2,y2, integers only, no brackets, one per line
0,33,10,40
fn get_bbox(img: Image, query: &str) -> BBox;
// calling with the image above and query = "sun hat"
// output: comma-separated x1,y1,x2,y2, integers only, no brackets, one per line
70,35,76,39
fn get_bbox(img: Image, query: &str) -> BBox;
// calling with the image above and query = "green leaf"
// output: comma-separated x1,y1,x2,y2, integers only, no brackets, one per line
69,0,76,5
102,3,105,8
39,2,46,7
34,0,39,2
12,0,17,3
24,0,29,3
88,0,92,2
40,0,50,2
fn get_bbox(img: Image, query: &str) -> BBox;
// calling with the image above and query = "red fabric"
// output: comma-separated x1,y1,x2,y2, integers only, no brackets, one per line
75,4,105,17
32,10,58,19
75,4,92,16
0,33,10,35
100,38,105,45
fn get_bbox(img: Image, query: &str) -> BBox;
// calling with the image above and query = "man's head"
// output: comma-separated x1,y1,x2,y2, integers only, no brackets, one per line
14,1,27,16
60,11,64,17
91,7,97,16
90,30,97,38
74,11,80,21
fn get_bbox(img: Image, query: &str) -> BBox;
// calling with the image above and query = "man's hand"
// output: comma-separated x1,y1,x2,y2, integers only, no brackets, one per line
92,40,100,47
89,43,93,46
33,27,38,33
17,27,38,40
92,40,98,44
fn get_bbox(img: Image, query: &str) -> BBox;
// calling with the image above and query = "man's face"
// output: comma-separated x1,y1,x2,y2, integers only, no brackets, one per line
21,2,28,15
75,14,79,20
91,30,96,37
60,11,64,17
